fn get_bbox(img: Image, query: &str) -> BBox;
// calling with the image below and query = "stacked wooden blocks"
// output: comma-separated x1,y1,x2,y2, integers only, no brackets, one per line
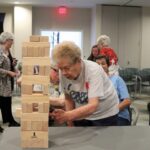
21,35,50,148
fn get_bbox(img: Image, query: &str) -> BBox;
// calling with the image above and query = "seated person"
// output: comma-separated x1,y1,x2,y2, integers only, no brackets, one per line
87,45,99,62
96,55,131,126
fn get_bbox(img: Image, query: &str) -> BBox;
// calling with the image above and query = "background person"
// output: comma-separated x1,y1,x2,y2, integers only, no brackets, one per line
96,55,131,125
87,45,99,62
0,32,19,127
97,35,119,75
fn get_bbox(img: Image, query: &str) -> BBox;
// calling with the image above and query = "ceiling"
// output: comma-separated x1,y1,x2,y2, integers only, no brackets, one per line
0,0,149,8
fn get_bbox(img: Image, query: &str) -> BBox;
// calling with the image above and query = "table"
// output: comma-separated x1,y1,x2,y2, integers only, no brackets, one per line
0,126,150,150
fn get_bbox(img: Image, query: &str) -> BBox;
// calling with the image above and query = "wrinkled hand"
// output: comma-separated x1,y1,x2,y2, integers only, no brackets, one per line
51,109,69,124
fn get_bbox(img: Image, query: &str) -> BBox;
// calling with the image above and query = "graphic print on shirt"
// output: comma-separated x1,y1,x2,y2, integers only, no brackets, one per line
67,83,88,104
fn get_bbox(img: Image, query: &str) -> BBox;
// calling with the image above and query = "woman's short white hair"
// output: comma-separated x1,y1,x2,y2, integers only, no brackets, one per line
53,41,81,64
97,35,110,46
0,32,14,43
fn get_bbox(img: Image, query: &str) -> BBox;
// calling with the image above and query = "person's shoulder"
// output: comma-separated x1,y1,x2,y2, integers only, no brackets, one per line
83,60,100,70
83,60,104,76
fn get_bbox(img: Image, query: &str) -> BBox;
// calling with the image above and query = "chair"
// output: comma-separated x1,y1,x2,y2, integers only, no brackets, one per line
138,68,150,94
130,105,139,126
119,68,140,98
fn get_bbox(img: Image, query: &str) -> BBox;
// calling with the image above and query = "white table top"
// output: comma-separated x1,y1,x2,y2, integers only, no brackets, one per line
0,126,150,150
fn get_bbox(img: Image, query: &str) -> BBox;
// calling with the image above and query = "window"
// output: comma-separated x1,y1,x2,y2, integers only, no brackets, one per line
41,31,82,58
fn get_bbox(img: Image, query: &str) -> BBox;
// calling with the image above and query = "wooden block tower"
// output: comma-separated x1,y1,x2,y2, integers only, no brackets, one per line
21,35,50,148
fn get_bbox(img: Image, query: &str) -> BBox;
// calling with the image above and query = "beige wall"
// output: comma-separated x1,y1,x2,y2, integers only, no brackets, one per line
1,5,150,68
141,7,150,68
14,6,32,61
0,7,13,33
32,7,91,59
91,5,102,47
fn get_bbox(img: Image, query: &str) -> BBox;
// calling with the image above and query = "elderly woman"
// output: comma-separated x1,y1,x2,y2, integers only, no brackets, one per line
51,41,119,126
97,35,119,75
0,32,19,127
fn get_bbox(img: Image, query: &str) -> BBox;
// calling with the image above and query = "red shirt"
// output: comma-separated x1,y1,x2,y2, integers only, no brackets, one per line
100,47,118,65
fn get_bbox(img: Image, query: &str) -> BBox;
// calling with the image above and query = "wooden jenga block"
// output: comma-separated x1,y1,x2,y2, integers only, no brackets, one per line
44,102,49,113
21,113,48,122
22,46,27,57
38,102,49,113
45,66,50,76
42,121,48,131
22,66,33,75
23,57,50,66
44,47,49,56
21,121,32,131
30,35,40,42
38,103,44,113
22,85,32,95
21,131,48,148
22,95,49,102
39,66,45,75
22,103,33,113
40,36,49,42
31,121,43,131
43,85,49,95
22,66,28,75
22,75,49,85
33,46,39,57
16,107,22,118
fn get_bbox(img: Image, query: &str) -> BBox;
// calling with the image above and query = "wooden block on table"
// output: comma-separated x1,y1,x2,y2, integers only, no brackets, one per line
16,107,22,118
22,46,27,57
40,36,49,42
31,121,43,131
22,75,49,85
44,47,49,56
30,35,40,42
39,66,45,75
43,102,49,113
22,103,33,113
21,121,31,131
21,85,32,95
33,46,39,57
42,121,48,131
43,86,49,95
21,131,48,148
38,102,49,113
22,57,50,66
22,95,49,102
22,66,28,75
21,113,48,121
45,66,50,76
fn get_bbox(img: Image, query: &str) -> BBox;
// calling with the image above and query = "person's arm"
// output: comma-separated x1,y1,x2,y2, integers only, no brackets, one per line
118,98,131,111
66,97,99,120
117,76,131,111
52,97,99,124
49,97,65,107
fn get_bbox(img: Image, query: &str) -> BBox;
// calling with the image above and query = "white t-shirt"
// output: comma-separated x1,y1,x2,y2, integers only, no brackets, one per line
60,60,119,120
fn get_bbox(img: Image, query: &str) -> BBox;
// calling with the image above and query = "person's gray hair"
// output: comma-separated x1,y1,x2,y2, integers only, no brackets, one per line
0,32,14,43
97,35,110,47
52,41,81,64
